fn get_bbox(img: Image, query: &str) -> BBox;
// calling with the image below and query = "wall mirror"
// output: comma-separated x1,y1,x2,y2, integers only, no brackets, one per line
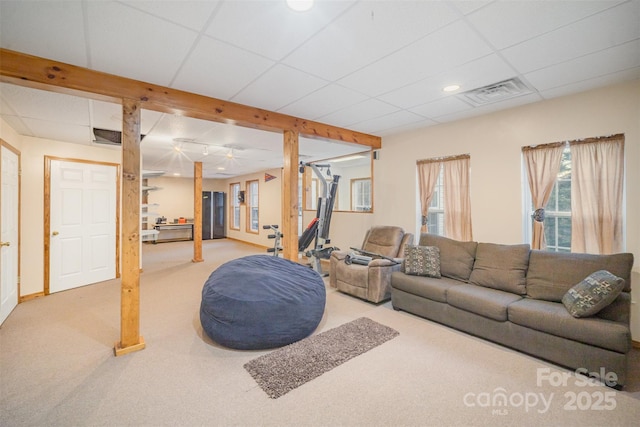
302,150,373,213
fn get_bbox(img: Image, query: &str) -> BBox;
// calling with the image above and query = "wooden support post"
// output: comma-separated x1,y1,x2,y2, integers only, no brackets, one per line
193,161,203,263
282,130,299,261
114,99,145,356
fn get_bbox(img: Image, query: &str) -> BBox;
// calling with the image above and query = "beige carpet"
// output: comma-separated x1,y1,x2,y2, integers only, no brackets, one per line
1,239,639,426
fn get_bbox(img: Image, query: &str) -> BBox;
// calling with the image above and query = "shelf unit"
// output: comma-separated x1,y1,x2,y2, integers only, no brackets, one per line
141,170,164,244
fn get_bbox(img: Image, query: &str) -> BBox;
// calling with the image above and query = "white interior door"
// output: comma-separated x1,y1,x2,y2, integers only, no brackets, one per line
1,144,19,325
49,160,117,293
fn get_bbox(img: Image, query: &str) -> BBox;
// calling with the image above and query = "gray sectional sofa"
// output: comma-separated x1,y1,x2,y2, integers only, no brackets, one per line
390,234,634,387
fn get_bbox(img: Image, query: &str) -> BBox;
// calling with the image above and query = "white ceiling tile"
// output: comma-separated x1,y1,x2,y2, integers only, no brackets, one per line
121,0,220,31
376,117,439,137
0,1,88,67
283,0,459,80
318,98,399,128
524,40,640,92
410,97,473,119
350,110,427,135
0,85,90,125
232,64,328,111
172,36,275,100
90,100,165,134
86,1,198,86
379,54,515,108
502,1,640,74
1,115,33,136
277,84,368,120
337,20,493,96
22,118,92,144
449,1,493,15
466,0,623,49
206,0,353,60
434,93,543,124
539,67,640,100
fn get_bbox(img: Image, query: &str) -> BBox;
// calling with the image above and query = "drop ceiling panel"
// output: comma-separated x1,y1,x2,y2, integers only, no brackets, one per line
277,84,368,120
0,84,90,125
317,98,399,128
338,20,493,97
435,93,543,124
22,118,92,145
283,0,459,81
206,0,352,61
172,36,275,100
90,101,165,135
86,1,198,86
379,54,515,109
0,1,87,67
1,115,32,136
122,0,220,32
410,96,473,120
350,110,427,135
524,39,640,92
466,0,621,49
539,67,640,100
502,1,640,74
232,64,328,112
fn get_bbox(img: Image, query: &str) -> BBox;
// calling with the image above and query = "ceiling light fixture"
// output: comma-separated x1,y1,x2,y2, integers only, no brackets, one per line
286,0,314,12
226,150,234,159
203,146,209,156
443,84,461,93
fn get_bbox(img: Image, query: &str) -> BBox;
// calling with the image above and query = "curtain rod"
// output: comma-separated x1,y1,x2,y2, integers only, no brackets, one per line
416,153,470,165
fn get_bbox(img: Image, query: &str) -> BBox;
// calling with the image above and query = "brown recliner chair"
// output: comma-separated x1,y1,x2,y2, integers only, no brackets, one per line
329,226,413,303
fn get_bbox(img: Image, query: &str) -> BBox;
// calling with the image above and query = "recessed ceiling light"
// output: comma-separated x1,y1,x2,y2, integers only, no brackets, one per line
443,84,461,93
217,167,225,171
286,0,314,12
173,172,181,176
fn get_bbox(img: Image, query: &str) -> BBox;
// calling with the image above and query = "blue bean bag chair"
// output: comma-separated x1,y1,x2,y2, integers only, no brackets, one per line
200,255,326,350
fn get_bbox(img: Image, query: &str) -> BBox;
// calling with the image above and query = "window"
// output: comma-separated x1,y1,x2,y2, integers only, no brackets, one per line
351,178,371,211
247,180,259,233
524,134,624,254
417,155,472,241
542,146,572,252
427,166,444,236
230,182,240,230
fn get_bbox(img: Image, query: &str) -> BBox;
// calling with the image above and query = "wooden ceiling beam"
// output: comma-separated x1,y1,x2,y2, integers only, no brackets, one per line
0,48,381,149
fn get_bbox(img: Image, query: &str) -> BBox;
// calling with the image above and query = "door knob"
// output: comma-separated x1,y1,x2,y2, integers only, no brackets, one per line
52,231,59,236
0,241,10,247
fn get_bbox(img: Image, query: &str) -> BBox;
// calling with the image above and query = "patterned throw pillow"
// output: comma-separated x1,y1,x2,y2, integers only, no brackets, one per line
561,270,625,318
402,245,441,278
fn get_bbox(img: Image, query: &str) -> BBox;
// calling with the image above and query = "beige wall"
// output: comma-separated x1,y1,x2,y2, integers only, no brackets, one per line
0,125,122,297
145,176,221,223
371,80,640,337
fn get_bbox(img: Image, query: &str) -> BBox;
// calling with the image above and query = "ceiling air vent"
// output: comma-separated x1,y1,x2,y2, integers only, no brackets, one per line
458,77,532,106
93,128,146,145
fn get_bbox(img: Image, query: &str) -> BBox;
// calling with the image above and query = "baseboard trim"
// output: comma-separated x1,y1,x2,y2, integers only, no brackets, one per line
225,237,270,251
19,292,45,303
632,340,640,349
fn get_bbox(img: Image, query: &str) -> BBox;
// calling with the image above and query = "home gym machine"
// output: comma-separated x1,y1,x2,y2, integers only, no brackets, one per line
263,224,283,257
298,161,340,276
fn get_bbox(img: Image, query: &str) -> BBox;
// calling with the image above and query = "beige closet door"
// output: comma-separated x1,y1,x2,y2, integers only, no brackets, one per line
49,159,117,293
0,144,19,325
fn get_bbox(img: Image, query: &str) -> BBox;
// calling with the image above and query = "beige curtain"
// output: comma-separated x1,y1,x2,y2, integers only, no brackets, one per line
570,134,624,254
443,156,473,241
522,142,565,250
416,160,441,233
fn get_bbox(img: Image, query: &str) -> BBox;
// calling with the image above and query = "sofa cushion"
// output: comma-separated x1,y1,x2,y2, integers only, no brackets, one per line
402,245,441,278
362,226,404,258
391,272,460,303
561,270,625,318
469,243,530,295
419,234,477,282
526,251,634,302
446,284,522,321
508,298,630,353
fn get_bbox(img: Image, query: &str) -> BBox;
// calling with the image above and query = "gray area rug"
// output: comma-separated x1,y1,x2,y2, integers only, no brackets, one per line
244,317,399,399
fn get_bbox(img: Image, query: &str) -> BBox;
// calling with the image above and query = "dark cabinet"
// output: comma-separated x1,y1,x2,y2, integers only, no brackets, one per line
202,191,226,239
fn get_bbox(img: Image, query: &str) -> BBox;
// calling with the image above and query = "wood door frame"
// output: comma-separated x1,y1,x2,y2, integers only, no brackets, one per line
1,139,21,302
44,156,121,295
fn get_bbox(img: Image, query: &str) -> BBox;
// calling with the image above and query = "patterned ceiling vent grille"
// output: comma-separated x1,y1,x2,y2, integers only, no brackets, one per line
458,77,532,106
93,128,146,145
